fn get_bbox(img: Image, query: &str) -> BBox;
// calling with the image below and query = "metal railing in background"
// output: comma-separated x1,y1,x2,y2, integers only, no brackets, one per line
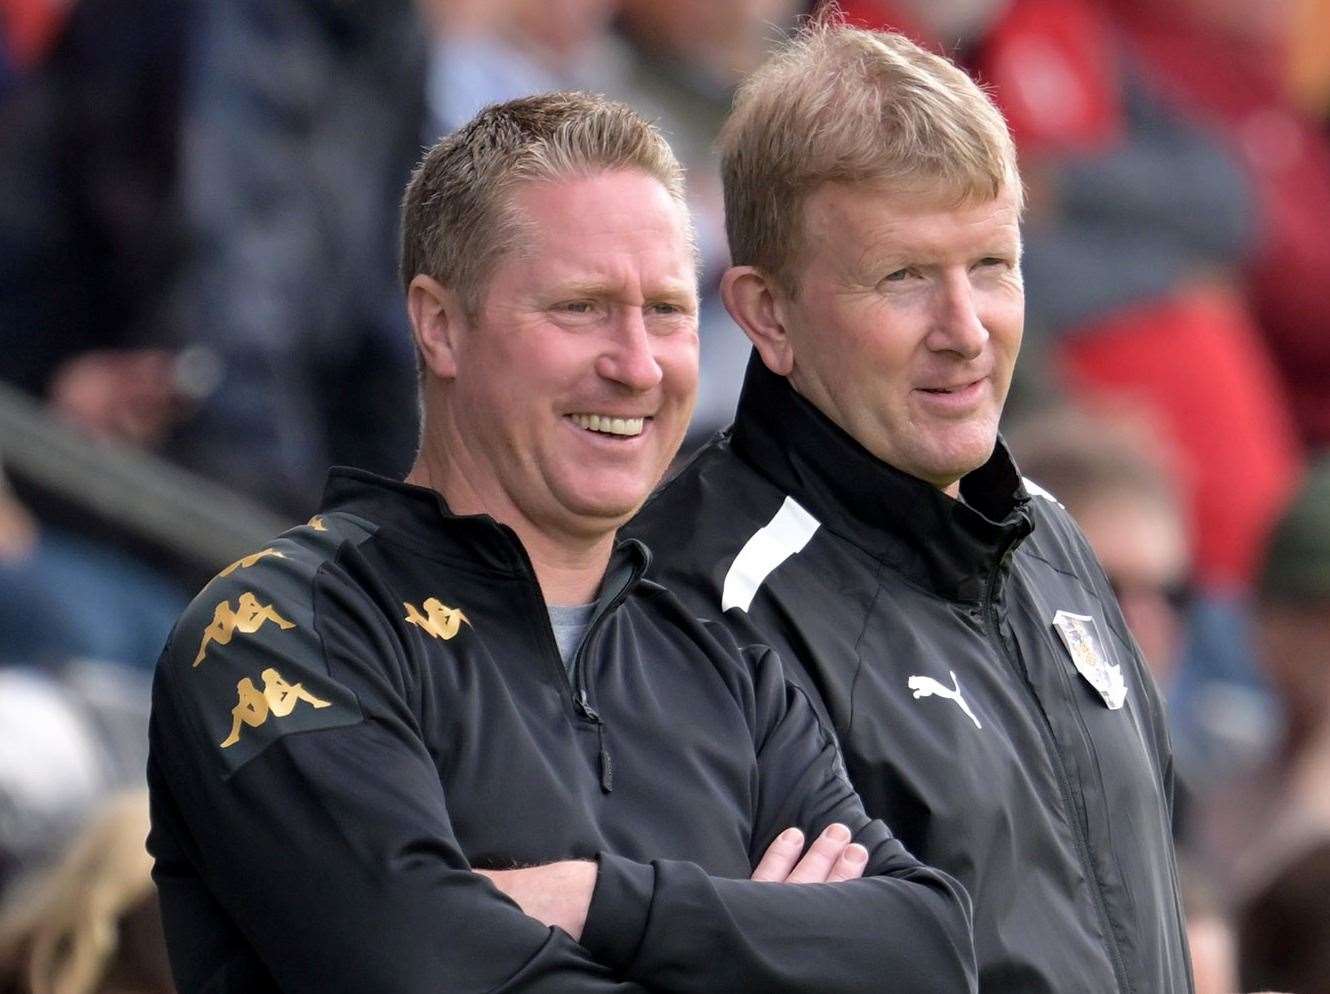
0,380,291,570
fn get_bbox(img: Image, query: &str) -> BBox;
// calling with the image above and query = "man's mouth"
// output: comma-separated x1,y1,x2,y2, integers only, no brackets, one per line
919,378,984,395
568,413,647,437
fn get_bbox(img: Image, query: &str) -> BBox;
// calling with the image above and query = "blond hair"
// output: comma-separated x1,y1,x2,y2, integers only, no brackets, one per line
0,792,167,994
400,91,688,315
719,14,1022,294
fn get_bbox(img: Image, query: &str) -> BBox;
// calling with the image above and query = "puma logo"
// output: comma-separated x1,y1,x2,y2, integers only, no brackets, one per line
908,671,982,730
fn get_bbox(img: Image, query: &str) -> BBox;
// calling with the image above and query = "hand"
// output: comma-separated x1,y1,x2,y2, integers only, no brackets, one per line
751,823,869,883
0,491,36,563
475,860,598,941
49,349,184,446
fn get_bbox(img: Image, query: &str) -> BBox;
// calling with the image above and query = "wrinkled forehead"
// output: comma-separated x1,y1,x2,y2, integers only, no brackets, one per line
506,170,698,265
797,178,1023,258
475,171,700,304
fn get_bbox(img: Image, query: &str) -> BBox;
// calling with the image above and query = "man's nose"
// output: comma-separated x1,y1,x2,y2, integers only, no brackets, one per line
925,273,988,360
596,308,664,391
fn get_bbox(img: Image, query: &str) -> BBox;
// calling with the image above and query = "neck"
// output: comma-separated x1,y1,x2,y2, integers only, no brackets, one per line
407,420,613,606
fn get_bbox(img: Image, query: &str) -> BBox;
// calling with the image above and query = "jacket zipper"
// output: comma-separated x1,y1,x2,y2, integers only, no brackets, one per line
982,540,1132,994
568,561,640,794
521,591,615,793
507,533,639,794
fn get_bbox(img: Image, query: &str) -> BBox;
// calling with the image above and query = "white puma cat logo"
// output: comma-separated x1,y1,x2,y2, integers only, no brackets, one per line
908,671,982,730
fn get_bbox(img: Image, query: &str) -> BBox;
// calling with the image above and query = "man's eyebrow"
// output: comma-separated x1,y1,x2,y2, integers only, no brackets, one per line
550,279,699,302
553,279,614,297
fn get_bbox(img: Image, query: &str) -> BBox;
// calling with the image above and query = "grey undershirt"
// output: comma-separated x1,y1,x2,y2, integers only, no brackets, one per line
547,602,595,678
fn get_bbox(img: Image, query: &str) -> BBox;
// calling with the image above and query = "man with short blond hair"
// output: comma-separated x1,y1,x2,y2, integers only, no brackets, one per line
147,91,977,994
629,19,1193,994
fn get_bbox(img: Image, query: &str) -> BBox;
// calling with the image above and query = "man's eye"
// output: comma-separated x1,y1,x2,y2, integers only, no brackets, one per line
975,257,1008,269
881,268,916,284
559,301,595,313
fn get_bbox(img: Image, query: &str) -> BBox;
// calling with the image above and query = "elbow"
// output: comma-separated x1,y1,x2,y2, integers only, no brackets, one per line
878,866,978,994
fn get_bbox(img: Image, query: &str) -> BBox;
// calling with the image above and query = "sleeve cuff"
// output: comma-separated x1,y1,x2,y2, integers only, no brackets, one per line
579,851,654,974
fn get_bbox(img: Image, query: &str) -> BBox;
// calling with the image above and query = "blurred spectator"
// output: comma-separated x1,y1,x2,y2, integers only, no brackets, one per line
1,0,430,519
1178,857,1240,994
156,0,428,517
978,0,1301,594
1257,460,1330,761
1288,0,1330,119
0,0,213,613
1009,404,1278,796
0,525,184,671
0,791,172,994
1010,406,1190,684
0,0,74,89
1238,839,1330,994
0,455,182,672
420,0,617,134
1204,460,1330,892
0,473,34,565
0,0,193,415
1109,0,1330,455
0,662,152,887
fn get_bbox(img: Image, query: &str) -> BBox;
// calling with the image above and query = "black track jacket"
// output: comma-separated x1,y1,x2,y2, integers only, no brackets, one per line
147,469,977,994
627,358,1193,994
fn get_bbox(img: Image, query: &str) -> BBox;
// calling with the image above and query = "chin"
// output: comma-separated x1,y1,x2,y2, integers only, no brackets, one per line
920,434,999,486
564,492,649,530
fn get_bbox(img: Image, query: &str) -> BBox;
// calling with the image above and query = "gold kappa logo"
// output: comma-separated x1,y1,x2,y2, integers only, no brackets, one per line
194,592,296,667
216,548,284,579
307,515,327,531
220,667,331,748
404,598,470,641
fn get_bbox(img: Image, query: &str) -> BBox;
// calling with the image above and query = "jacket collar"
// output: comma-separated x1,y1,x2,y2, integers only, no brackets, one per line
729,354,1034,603
319,467,650,589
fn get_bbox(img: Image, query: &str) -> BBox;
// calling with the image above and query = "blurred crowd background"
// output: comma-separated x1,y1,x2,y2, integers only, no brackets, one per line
1,0,1329,990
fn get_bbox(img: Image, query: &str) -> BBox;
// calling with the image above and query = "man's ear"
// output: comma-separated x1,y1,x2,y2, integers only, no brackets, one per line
719,266,795,376
407,274,463,381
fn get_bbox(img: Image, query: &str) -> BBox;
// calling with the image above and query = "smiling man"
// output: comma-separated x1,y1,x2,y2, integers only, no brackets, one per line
145,93,977,994
627,21,1194,994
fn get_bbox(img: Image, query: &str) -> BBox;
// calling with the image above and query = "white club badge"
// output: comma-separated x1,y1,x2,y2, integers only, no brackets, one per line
1052,610,1127,710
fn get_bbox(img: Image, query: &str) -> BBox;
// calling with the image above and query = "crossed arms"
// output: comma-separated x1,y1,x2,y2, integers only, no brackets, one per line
148,568,977,993
479,821,873,941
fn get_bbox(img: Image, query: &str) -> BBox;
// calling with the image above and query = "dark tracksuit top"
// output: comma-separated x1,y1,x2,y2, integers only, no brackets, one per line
147,469,977,994
626,357,1194,994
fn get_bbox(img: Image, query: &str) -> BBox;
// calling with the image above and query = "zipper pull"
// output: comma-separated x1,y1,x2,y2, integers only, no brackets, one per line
577,690,599,722
578,691,613,793
596,723,614,793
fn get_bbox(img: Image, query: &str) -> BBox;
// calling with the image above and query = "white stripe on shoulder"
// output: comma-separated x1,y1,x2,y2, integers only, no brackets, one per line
721,496,821,614
1022,477,1065,507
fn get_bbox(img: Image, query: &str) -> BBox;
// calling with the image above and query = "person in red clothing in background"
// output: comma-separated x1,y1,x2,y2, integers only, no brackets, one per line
1107,0,1330,457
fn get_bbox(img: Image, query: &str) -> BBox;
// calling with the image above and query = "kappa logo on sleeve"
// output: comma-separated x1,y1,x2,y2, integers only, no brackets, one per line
216,548,285,579
307,515,328,531
404,598,470,641
193,592,296,666
203,661,363,774
220,667,331,748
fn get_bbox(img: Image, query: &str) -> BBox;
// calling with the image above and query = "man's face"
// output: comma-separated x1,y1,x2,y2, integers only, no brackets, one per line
444,170,699,540
775,182,1024,493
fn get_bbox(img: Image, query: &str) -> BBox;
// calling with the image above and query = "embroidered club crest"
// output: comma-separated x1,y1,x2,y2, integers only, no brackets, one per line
1051,610,1126,710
